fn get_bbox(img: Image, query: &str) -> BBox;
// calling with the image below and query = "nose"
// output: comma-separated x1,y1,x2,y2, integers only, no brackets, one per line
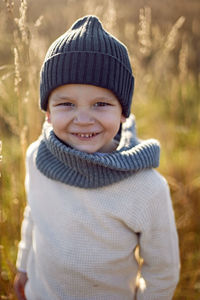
73,109,94,125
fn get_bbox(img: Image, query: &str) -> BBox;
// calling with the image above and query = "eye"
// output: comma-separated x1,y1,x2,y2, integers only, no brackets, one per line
94,102,112,107
58,102,75,107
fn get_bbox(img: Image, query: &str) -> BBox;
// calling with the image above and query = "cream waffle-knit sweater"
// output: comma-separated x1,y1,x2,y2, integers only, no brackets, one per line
16,141,179,300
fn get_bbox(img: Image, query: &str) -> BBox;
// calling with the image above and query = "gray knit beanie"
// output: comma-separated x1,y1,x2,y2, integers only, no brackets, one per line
40,15,134,117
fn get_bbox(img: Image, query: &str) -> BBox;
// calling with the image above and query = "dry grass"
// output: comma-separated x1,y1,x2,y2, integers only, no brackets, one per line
0,0,200,299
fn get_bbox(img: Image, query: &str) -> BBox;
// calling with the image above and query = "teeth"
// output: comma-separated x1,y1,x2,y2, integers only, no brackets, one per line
76,133,96,138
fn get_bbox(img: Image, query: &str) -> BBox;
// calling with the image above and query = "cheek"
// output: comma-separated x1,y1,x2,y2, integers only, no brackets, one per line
103,118,121,136
102,111,122,126
50,111,71,127
49,119,64,135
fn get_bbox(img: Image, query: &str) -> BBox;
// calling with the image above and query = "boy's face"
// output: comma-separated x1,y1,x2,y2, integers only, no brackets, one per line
47,84,126,153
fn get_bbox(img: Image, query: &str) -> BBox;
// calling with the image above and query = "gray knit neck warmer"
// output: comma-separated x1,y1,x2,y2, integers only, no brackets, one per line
36,115,160,188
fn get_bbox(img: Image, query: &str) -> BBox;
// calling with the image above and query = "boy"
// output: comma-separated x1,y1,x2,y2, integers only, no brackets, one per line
14,15,180,300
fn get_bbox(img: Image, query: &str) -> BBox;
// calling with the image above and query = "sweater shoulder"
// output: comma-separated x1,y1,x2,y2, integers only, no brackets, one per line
142,168,169,193
25,140,41,169
123,168,169,199
26,140,40,159
127,169,173,229
119,169,171,228
136,169,171,208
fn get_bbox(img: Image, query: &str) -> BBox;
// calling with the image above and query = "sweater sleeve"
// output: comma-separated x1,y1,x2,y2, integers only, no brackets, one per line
16,205,33,272
136,179,180,300
16,144,36,272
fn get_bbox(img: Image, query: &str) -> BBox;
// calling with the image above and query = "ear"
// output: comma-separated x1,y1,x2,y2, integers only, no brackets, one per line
46,111,51,123
120,115,126,123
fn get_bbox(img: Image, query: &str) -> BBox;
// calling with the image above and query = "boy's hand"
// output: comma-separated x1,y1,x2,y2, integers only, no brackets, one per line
14,271,28,300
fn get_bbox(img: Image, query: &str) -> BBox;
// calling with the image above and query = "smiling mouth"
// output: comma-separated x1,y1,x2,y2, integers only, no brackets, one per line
71,132,100,138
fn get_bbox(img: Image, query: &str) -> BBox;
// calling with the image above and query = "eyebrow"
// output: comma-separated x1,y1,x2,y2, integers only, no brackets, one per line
51,95,74,102
92,96,115,101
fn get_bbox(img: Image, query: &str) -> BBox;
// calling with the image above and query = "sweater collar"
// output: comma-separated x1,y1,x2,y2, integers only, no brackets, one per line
35,115,160,188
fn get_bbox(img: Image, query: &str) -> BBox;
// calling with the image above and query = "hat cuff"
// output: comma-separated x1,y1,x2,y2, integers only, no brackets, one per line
40,51,134,117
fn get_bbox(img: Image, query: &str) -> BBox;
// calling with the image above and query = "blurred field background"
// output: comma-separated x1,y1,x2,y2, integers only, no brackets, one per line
0,0,200,299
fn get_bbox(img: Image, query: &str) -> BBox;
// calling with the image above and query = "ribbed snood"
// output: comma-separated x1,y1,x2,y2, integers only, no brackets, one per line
35,115,160,188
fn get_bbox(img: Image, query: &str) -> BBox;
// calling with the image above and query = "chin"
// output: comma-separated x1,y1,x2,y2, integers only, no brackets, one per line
73,146,99,154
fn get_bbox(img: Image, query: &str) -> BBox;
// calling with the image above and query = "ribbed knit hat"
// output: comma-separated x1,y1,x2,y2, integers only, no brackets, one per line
40,15,134,117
